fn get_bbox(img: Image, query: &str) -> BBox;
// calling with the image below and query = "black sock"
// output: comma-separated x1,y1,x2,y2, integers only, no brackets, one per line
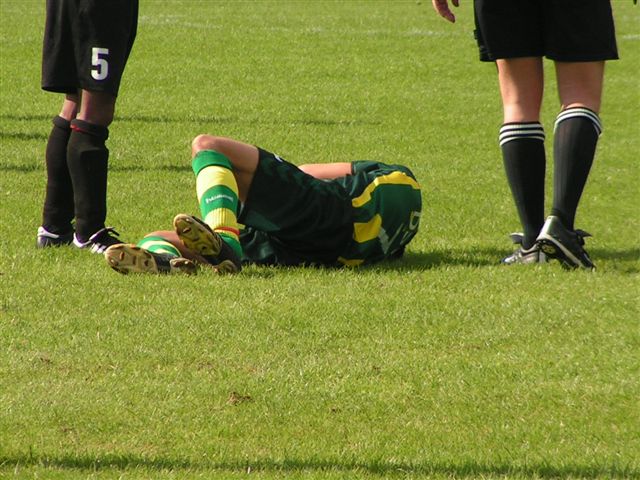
499,122,546,249
42,116,74,234
551,107,601,230
67,119,110,242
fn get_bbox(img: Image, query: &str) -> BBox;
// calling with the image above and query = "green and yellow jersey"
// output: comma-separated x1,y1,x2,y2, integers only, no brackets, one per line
238,150,422,267
334,161,421,266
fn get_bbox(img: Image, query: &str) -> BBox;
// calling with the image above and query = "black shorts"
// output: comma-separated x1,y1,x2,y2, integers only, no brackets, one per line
41,0,139,96
474,0,618,62
238,149,354,266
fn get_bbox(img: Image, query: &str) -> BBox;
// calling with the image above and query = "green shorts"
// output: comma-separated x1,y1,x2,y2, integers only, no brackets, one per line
239,149,354,266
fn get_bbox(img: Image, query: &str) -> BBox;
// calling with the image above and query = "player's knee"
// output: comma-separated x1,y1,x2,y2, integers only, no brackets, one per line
192,134,224,156
78,91,116,126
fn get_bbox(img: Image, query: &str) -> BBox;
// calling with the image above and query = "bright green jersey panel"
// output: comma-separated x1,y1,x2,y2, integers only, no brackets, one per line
333,161,422,266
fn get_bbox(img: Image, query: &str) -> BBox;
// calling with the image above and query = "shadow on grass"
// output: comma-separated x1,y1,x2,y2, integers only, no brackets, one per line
0,113,233,124
0,113,53,122
111,164,193,173
0,163,192,174
590,247,640,263
365,247,515,270
0,131,48,141
0,113,377,127
371,247,640,273
401,248,504,269
2,453,636,479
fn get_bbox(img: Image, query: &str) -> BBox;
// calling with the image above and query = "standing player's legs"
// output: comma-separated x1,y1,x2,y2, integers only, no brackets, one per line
534,0,616,270
497,57,547,252
69,0,138,252
473,0,548,262
535,61,604,270
38,0,138,253
38,88,117,250
68,89,116,247
37,95,78,247
550,61,605,231
38,0,79,247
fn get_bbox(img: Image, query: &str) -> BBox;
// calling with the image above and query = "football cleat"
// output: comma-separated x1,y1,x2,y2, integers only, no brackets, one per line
104,244,197,275
173,213,241,274
74,227,123,254
214,259,240,275
502,233,547,265
536,216,595,270
36,226,74,248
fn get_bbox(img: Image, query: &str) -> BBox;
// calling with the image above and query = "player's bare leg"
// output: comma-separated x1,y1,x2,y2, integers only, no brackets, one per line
191,134,259,201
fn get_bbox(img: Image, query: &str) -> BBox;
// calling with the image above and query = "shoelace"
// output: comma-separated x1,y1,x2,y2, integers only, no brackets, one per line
574,229,592,246
89,226,121,244
511,230,592,247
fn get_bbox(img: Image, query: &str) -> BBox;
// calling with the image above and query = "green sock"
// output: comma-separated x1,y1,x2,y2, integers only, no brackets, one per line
137,235,181,257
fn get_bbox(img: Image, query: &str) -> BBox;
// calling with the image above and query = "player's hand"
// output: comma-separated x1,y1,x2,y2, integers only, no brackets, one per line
432,0,459,23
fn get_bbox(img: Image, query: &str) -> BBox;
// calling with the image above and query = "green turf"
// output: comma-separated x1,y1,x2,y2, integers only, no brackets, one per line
1,1,639,479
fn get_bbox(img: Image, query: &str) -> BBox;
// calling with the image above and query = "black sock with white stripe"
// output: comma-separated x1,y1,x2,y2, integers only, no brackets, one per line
551,107,601,230
499,122,546,249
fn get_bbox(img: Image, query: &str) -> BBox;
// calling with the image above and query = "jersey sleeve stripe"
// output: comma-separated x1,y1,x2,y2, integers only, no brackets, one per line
353,214,383,243
351,172,420,208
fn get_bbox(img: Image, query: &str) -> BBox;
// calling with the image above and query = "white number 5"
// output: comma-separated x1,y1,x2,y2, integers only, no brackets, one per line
91,47,109,81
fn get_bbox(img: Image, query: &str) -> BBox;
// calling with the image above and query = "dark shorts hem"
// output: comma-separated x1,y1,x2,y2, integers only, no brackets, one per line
41,85,119,96
545,52,620,63
480,51,620,63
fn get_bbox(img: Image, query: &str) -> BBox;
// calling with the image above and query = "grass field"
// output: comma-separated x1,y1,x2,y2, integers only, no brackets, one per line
1,2,639,479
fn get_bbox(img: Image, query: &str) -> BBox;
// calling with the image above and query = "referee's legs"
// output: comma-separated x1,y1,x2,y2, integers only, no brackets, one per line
552,61,605,230
497,57,546,249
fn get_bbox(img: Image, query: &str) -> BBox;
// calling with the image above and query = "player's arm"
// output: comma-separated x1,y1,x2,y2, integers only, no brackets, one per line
298,162,352,180
432,0,459,23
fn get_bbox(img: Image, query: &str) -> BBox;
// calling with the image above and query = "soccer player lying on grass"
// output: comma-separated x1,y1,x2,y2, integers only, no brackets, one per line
104,134,422,274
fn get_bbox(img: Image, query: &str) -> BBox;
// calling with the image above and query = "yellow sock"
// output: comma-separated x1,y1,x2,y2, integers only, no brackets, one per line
192,150,243,258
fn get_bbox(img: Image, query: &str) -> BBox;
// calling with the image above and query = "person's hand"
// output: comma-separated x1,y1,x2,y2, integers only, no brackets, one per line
432,0,459,23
